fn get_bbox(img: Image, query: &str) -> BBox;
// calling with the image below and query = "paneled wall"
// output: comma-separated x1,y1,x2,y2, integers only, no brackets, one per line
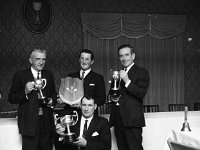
0,0,200,111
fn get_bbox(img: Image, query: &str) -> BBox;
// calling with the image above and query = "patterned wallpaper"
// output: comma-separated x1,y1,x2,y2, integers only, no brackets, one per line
0,0,200,112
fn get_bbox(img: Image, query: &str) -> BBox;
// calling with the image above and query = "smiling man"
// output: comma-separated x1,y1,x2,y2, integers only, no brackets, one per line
109,44,150,150
8,49,57,150
54,49,106,150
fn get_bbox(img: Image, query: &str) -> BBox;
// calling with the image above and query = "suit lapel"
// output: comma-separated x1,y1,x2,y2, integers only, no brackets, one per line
83,70,94,80
74,117,81,137
26,68,35,81
85,115,98,138
127,64,136,76
75,71,81,79
83,70,94,84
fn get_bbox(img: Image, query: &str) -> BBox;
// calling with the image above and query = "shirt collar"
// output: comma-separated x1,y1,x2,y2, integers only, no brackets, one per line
125,63,134,73
31,67,41,78
81,115,93,126
80,68,91,78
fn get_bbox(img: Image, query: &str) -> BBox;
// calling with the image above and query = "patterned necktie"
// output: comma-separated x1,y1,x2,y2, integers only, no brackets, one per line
82,119,88,138
81,71,85,80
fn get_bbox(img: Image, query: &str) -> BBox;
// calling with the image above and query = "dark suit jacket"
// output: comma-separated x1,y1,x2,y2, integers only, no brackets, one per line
68,115,111,150
110,65,150,127
67,70,106,106
8,68,57,136
54,70,106,117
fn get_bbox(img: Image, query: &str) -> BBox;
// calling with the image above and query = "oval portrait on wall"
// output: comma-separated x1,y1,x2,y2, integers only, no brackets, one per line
23,0,52,34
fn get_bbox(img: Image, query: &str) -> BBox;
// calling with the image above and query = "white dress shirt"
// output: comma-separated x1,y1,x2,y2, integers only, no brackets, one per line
80,68,91,79
79,116,93,137
31,67,41,79
124,63,134,87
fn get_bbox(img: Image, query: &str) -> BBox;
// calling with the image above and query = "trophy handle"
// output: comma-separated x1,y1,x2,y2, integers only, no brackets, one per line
53,113,59,125
32,81,37,90
41,79,46,89
72,111,78,126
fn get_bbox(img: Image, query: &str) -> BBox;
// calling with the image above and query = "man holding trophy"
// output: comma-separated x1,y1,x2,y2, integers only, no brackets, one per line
8,49,57,150
53,49,106,150
55,96,111,150
109,44,150,150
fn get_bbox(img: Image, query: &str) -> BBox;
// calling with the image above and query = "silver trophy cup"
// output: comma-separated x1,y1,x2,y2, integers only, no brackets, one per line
108,69,121,102
34,78,47,105
54,111,78,143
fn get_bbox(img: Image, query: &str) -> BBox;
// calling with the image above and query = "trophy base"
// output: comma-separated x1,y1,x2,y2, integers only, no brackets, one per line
38,98,50,107
63,133,77,144
109,90,121,101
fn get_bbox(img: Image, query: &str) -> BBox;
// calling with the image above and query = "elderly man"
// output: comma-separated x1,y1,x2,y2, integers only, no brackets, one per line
8,49,57,150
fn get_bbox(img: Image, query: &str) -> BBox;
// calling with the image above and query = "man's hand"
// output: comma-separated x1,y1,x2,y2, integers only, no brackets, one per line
57,97,64,104
47,98,54,108
73,136,87,147
119,70,130,84
25,81,35,94
71,102,81,108
56,123,65,136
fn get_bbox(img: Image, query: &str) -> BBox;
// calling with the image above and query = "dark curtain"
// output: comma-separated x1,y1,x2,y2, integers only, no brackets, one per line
81,13,186,111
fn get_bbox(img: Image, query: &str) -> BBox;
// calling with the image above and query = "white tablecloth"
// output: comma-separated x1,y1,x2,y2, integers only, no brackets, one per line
0,118,22,150
0,111,200,150
142,111,200,150
102,111,200,150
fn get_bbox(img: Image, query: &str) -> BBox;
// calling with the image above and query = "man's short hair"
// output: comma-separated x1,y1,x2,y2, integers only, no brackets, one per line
81,95,95,104
79,49,94,60
30,49,46,58
117,44,135,55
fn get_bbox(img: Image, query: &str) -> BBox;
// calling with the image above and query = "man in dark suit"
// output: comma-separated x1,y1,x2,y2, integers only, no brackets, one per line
8,49,57,150
67,49,106,107
56,95,111,150
54,49,106,150
109,44,150,150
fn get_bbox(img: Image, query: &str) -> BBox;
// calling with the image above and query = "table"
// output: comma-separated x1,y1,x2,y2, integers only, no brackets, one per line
1,111,200,150
0,118,22,150
101,111,200,150
168,129,200,148
143,111,200,150
0,118,56,150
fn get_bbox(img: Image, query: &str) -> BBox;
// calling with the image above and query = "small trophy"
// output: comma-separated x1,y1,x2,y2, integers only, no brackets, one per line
33,2,42,25
181,106,191,132
108,69,121,102
54,111,78,143
34,77,48,105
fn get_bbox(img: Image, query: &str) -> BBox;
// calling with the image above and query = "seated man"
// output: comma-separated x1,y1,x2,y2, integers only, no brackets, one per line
55,96,111,150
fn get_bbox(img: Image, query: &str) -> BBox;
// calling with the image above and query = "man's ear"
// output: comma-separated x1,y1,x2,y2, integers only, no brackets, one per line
91,60,94,65
94,104,97,110
132,53,135,60
29,58,32,64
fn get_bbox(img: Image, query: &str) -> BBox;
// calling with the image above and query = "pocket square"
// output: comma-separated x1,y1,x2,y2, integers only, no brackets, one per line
92,131,99,136
89,83,95,86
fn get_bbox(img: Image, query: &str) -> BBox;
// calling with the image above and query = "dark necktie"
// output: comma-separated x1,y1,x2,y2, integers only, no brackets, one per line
124,68,127,72
37,72,40,79
81,71,85,80
82,119,88,138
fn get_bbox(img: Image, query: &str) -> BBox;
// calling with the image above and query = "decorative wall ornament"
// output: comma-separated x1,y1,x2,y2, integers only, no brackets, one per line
23,0,52,34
